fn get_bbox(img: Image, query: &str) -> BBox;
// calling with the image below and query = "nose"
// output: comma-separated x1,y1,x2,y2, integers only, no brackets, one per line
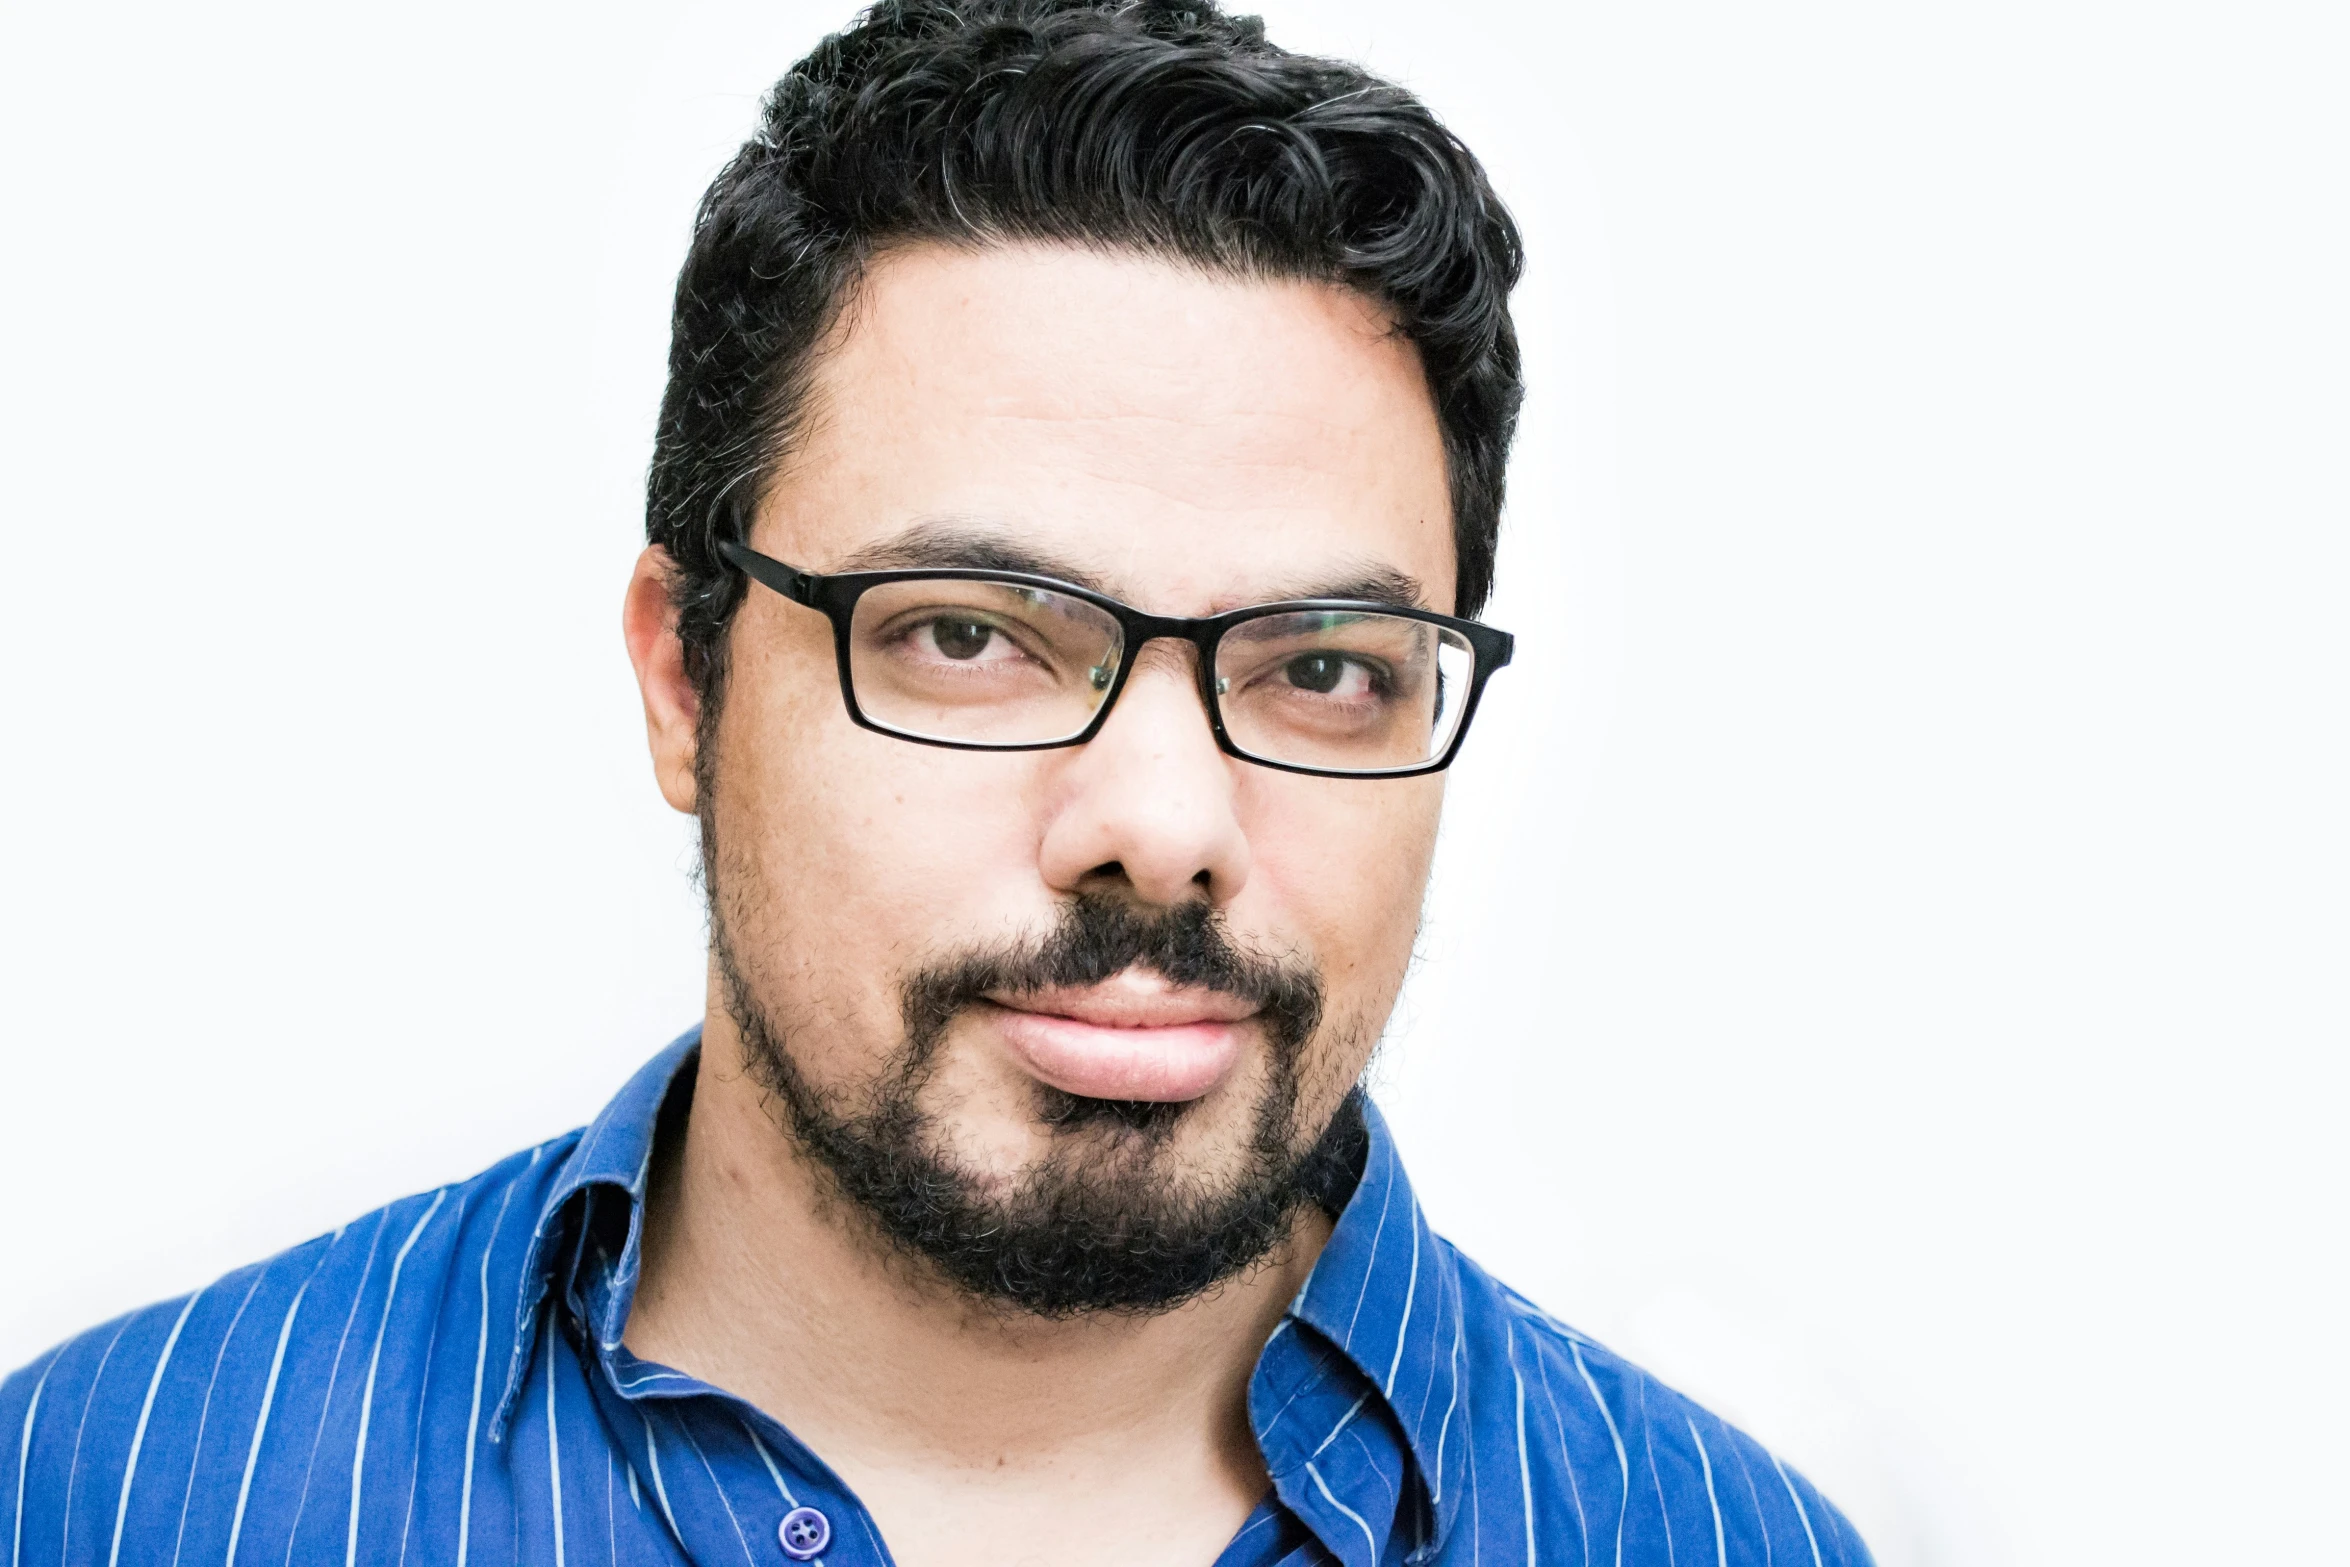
1035,641,1253,909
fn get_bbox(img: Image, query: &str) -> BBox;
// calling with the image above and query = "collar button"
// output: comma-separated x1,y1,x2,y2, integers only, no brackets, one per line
778,1506,832,1560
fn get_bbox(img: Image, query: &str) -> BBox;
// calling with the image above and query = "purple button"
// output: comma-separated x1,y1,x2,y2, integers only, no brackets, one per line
777,1506,831,1560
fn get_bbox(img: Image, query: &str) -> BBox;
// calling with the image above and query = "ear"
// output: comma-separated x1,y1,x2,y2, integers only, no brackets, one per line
623,546,702,815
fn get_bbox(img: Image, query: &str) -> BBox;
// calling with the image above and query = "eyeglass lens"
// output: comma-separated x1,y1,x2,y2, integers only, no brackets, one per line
1213,609,1474,773
844,578,1475,772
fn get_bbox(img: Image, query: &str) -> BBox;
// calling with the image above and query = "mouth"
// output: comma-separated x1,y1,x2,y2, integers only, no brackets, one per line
980,970,1258,1103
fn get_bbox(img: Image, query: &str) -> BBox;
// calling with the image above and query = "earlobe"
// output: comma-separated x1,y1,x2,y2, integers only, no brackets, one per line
622,546,703,815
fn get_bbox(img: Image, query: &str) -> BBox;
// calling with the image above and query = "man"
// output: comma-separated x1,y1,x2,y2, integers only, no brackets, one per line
3,3,1873,1563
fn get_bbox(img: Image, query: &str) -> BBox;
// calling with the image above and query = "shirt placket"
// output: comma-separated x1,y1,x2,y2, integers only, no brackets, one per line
567,1216,894,1567
580,1334,893,1567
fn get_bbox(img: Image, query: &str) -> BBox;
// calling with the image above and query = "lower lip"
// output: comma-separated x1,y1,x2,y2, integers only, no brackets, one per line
987,1006,1247,1103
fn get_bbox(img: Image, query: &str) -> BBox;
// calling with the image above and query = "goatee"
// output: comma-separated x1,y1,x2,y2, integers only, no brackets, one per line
714,890,1366,1317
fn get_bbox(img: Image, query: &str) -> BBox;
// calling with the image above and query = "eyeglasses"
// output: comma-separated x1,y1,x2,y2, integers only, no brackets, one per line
719,540,1513,779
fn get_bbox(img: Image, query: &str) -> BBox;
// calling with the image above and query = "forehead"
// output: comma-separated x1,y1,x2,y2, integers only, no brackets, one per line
756,242,1456,613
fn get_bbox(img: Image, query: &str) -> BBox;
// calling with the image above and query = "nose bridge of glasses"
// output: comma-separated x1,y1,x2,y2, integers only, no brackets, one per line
1113,625,1217,692
1064,610,1219,743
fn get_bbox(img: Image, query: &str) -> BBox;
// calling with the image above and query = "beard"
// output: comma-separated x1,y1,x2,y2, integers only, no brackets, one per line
709,883,1367,1318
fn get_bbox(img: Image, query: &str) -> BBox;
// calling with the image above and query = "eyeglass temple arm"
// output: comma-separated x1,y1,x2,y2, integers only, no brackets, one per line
718,539,820,605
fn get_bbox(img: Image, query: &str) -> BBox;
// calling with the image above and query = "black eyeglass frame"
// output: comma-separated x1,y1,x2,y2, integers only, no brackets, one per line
718,539,1515,779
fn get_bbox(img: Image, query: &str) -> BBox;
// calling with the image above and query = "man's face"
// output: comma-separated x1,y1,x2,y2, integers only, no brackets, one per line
684,242,1455,1308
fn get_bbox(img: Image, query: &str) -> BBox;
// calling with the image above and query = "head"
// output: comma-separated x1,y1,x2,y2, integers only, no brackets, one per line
623,0,1522,1316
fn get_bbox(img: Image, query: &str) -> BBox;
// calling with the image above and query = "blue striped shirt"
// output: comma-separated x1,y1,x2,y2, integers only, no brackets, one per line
4,1030,1872,1566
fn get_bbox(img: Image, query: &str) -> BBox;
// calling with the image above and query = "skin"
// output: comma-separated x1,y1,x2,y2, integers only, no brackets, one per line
621,242,1456,1567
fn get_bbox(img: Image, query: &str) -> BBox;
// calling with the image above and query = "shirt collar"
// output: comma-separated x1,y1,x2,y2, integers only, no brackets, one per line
494,1032,1468,1560
493,1026,700,1439
1270,1094,1465,1556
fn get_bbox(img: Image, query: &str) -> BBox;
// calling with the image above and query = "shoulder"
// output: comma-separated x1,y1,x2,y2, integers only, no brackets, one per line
0,1134,575,1562
1432,1240,1876,1567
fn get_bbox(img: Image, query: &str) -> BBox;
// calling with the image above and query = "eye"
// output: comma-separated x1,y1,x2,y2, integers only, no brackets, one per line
1283,653,1366,695
925,618,997,660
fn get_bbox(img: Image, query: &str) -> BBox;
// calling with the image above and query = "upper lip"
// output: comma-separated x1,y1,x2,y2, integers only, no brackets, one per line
983,972,1259,1029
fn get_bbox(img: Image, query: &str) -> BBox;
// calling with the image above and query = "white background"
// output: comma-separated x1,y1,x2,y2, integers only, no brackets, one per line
2,3,2343,1563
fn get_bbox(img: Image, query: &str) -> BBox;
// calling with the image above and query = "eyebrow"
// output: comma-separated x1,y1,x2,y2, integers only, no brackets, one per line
835,522,1112,592
1272,564,1428,611
832,520,1433,612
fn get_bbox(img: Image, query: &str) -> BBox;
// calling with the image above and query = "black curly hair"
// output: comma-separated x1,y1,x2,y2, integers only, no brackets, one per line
646,0,1524,718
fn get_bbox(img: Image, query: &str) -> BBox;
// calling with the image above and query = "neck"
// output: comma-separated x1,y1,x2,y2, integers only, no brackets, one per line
622,1009,1333,1566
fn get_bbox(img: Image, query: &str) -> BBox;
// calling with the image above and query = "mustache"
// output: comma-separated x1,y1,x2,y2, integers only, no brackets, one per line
901,894,1326,1060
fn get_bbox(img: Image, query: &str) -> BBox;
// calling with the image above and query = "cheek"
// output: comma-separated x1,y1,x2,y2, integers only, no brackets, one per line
1245,775,1442,996
711,646,1053,1016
